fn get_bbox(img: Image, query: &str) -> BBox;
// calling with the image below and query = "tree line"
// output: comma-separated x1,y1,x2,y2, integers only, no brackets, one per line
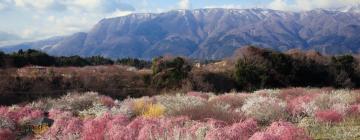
0,49,151,69
149,46,360,92
233,46,360,91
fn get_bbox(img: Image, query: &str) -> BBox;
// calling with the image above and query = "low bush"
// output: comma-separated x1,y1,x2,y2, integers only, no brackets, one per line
0,128,15,140
204,119,258,140
241,96,287,123
315,110,344,124
265,121,310,140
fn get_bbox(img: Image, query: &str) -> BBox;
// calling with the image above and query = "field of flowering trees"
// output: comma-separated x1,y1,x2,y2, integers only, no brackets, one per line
0,88,359,140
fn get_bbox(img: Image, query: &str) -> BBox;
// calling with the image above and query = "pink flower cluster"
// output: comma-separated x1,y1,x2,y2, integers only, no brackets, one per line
250,121,310,140
347,104,360,116
99,96,115,107
315,110,343,123
0,106,43,123
205,119,258,140
287,95,315,116
187,92,210,100
0,128,15,140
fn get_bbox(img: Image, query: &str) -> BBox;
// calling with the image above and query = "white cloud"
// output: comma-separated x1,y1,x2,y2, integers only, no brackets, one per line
268,0,288,11
0,0,12,11
14,0,55,10
106,10,133,18
205,4,244,9
268,0,360,11
47,16,55,22
0,3,5,10
179,0,190,9
0,0,137,41
72,0,101,9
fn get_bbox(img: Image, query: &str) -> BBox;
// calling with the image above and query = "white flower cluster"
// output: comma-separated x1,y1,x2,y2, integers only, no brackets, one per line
110,98,135,117
254,89,281,97
155,94,207,116
240,96,287,122
79,103,109,117
302,90,357,116
0,116,16,130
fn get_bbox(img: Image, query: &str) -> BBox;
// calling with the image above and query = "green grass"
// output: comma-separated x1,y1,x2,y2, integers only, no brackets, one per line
299,117,360,140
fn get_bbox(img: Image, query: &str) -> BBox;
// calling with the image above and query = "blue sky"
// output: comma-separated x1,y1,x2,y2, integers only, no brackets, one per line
0,0,359,44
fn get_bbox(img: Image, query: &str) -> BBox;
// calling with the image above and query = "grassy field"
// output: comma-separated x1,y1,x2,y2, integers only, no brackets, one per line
0,88,359,140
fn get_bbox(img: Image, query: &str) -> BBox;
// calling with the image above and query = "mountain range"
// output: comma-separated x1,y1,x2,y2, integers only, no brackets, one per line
2,7,360,60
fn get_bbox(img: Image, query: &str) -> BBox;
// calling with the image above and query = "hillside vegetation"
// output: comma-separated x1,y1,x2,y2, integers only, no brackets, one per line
2,46,360,105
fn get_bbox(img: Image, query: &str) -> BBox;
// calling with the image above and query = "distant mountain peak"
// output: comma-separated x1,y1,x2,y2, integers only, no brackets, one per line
2,8,360,59
333,4,360,13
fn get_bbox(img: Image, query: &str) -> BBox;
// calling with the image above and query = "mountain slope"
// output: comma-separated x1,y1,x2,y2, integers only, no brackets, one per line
2,8,360,59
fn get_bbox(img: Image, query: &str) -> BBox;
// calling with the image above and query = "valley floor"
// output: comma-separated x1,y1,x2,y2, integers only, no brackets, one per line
0,88,359,140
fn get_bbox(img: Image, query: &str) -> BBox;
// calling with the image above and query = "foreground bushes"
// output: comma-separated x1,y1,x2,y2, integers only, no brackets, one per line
0,88,359,139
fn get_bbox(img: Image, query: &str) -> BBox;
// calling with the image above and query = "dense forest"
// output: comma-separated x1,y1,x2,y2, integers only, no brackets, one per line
0,49,151,69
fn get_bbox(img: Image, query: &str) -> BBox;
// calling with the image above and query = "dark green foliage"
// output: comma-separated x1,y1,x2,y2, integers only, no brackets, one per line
330,55,359,88
234,47,360,91
0,50,119,67
151,57,192,89
0,51,4,67
235,59,268,91
116,58,151,69
291,59,330,87
202,72,238,93
55,56,90,67
9,49,56,67
86,56,114,66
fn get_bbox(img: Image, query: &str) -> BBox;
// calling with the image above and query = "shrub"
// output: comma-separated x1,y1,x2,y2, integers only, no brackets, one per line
315,110,343,123
208,93,249,110
234,57,268,91
48,109,73,120
137,122,165,140
241,96,287,123
187,92,210,100
141,103,165,118
155,94,207,116
301,90,357,117
105,125,134,140
99,96,115,108
151,57,192,89
79,103,109,117
0,106,43,123
132,98,154,116
265,121,310,140
249,132,279,140
254,89,281,97
0,117,16,130
82,114,111,140
278,88,308,101
287,95,316,116
55,92,99,111
205,119,258,140
104,115,132,139
0,128,15,140
226,119,258,139
126,117,158,138
62,118,83,139
170,102,243,123
42,118,66,138
347,104,360,116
